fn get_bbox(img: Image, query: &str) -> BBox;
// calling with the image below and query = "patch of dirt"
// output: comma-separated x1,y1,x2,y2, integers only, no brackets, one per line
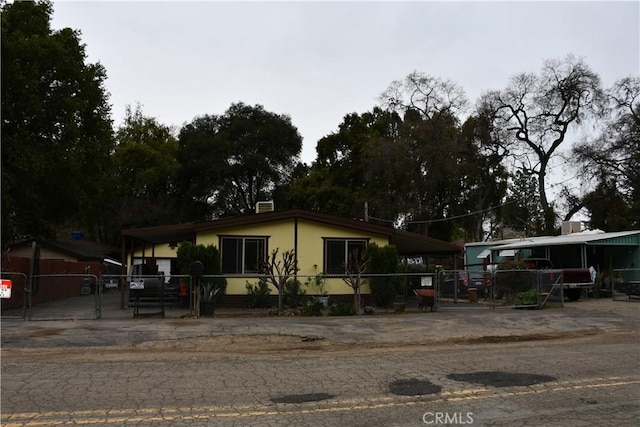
449,330,601,344
2,328,63,339
2,327,637,364
132,334,330,353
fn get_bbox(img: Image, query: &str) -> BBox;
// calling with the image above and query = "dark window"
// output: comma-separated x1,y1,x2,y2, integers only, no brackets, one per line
221,237,266,274
325,239,367,274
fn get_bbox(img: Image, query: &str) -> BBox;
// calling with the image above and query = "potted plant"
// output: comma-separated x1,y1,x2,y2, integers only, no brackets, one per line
305,265,329,308
200,281,222,316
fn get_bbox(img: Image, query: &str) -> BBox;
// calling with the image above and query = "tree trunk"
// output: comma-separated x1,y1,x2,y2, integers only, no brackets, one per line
537,163,556,234
354,282,362,315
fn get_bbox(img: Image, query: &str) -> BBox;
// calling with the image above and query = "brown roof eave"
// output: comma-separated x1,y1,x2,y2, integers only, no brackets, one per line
192,209,396,237
121,223,197,246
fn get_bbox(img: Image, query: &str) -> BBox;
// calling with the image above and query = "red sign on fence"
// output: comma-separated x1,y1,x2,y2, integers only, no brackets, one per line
0,279,12,299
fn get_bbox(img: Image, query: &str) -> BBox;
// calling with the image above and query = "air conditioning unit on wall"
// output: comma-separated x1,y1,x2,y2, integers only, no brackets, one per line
255,201,274,214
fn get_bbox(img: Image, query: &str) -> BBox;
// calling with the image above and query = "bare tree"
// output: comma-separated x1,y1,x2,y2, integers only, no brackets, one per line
483,55,604,233
262,248,299,315
380,71,468,119
341,249,368,315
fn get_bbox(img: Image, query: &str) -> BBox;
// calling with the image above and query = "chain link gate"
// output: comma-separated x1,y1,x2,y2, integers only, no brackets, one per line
101,274,193,319
433,270,494,311
28,274,100,320
425,269,566,311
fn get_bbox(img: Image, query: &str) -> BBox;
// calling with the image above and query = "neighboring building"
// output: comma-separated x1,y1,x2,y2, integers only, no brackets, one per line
2,238,122,309
6,238,121,265
121,209,463,300
465,229,640,273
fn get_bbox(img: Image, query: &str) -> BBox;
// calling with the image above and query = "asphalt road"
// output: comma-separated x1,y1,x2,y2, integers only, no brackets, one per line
1,299,639,426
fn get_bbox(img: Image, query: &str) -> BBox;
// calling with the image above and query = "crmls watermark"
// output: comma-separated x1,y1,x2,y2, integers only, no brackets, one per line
422,411,474,425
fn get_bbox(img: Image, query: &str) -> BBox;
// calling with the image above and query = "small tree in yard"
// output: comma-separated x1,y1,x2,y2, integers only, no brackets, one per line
262,248,299,315
342,249,368,315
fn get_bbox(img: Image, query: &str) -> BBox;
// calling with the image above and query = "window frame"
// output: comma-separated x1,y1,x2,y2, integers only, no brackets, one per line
219,235,268,275
323,238,369,275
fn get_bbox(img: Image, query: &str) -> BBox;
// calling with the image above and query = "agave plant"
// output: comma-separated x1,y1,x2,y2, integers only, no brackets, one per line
200,281,223,303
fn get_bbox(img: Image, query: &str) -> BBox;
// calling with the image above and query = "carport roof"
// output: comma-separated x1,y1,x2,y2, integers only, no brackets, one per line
487,230,640,251
121,209,462,255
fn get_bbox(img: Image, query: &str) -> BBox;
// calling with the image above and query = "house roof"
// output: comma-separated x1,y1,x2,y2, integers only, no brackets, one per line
122,209,462,255
487,229,640,251
9,238,121,262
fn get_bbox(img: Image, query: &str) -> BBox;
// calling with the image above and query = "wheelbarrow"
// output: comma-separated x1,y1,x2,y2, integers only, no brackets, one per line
414,288,436,311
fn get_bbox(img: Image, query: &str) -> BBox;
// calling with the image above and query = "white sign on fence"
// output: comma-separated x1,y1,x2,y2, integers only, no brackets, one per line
0,279,12,299
421,276,433,287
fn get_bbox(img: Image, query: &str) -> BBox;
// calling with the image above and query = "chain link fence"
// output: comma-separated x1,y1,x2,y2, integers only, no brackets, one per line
1,268,593,320
228,271,564,313
100,274,192,319
492,269,565,309
27,274,100,320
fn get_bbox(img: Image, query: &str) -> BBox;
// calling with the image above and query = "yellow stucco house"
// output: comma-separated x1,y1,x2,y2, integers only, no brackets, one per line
121,209,461,304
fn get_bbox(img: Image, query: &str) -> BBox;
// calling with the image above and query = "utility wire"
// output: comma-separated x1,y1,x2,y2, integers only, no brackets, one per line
367,201,515,225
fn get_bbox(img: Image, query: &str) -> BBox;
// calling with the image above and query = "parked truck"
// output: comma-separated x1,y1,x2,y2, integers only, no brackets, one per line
510,258,594,301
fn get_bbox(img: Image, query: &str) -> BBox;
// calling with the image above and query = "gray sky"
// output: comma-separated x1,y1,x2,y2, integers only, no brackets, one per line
51,1,639,164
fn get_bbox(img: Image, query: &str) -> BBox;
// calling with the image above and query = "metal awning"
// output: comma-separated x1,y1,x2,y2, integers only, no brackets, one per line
476,249,491,259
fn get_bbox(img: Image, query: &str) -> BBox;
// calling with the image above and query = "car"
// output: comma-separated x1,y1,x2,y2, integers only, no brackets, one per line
461,271,492,298
440,271,492,299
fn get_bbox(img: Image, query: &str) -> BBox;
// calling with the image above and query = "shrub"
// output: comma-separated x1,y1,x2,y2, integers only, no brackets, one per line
245,278,272,308
303,264,328,296
366,243,404,307
301,298,324,316
494,260,535,302
329,302,356,316
515,288,539,307
284,278,306,308
176,242,227,297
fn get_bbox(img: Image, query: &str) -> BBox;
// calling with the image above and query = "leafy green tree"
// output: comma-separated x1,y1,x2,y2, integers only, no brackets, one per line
1,0,115,247
457,113,509,241
177,103,302,219
285,96,506,242
283,108,401,220
175,114,226,220
581,176,633,231
573,77,639,230
376,72,473,240
500,170,545,236
113,105,180,229
393,109,466,240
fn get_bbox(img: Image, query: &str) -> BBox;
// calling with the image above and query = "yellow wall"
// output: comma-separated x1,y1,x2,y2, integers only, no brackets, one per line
133,244,177,259
132,217,390,295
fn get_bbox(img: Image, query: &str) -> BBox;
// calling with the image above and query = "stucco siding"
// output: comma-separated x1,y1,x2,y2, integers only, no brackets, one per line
130,217,391,296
